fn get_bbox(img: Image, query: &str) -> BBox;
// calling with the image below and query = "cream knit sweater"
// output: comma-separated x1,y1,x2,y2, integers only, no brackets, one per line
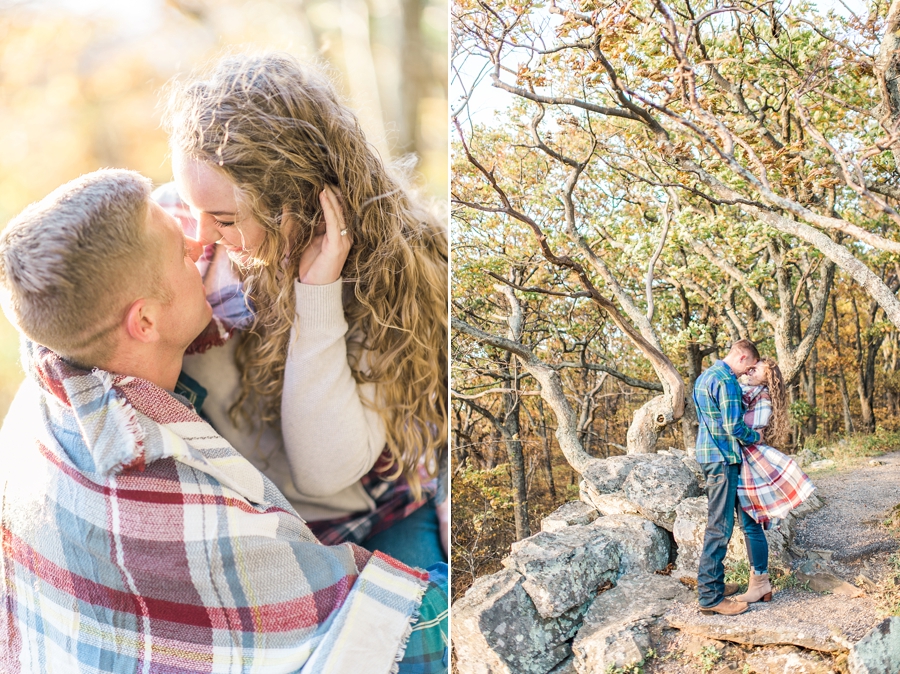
182,270,387,521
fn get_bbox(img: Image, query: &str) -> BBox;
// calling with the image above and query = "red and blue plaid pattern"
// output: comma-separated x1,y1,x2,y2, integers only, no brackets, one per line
0,341,444,673
308,460,436,546
737,385,816,526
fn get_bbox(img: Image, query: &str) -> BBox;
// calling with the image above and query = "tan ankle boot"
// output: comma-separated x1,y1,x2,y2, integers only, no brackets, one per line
699,597,749,616
733,572,772,603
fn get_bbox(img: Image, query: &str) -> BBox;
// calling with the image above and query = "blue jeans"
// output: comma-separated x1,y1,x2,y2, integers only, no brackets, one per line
363,499,446,569
698,462,769,608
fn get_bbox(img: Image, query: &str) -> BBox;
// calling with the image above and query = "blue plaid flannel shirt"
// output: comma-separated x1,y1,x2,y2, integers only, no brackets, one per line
693,360,760,464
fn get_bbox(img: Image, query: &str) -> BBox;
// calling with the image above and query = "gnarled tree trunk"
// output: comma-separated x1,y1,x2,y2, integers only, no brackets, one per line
876,0,900,169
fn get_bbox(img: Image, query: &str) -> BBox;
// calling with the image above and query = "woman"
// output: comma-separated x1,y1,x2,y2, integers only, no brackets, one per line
157,52,448,569
734,357,816,603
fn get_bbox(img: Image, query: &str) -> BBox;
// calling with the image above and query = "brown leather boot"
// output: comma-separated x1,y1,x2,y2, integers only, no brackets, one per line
724,582,740,597
699,598,749,616
733,572,772,603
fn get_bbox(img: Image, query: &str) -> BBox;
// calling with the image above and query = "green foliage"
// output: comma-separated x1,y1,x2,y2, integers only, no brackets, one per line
724,559,750,591
884,504,900,529
805,428,900,464
851,429,900,457
877,552,900,617
450,464,517,601
698,645,722,673
790,400,816,424
772,570,811,592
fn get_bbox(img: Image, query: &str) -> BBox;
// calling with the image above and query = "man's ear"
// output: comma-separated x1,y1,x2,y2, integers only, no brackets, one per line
123,298,160,344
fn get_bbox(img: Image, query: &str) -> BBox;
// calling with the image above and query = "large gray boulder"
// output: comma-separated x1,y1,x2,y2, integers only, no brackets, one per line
547,657,578,674
452,569,591,674
579,456,646,516
663,447,705,490
502,526,620,618
572,573,693,673
579,483,644,517
672,496,705,578
541,501,599,533
581,455,645,493
590,514,670,576
622,454,701,530
849,617,900,674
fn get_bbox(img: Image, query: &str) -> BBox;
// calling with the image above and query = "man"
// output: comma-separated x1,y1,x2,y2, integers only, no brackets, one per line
0,170,447,673
693,339,763,616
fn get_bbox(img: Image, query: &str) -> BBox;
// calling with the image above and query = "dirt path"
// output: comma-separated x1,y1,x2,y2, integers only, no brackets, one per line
644,451,900,673
792,451,900,573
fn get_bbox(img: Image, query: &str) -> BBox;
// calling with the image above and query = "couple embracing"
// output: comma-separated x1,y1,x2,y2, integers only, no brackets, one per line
0,53,447,673
693,339,816,616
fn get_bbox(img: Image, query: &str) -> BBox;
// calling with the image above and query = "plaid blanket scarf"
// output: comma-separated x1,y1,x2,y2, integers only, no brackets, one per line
737,385,815,527
153,184,441,547
0,341,447,673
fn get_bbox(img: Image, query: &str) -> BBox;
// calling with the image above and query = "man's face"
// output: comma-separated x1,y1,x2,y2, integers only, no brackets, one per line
734,356,759,377
144,201,212,350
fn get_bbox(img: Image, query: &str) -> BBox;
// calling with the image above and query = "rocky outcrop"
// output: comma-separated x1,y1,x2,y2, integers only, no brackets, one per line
572,574,692,673
848,617,900,674
663,447,705,489
579,485,644,516
502,526,620,619
452,569,592,674
579,456,645,516
546,657,577,674
664,590,857,653
590,514,670,576
579,454,699,528
581,455,645,492
454,448,831,674
622,454,701,530
541,501,599,533
672,496,708,578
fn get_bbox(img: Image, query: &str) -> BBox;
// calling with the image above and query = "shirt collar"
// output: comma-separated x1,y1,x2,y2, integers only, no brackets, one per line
716,359,735,377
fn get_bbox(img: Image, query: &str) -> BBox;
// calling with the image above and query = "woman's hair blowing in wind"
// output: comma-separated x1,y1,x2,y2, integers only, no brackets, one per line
760,357,789,448
164,52,448,496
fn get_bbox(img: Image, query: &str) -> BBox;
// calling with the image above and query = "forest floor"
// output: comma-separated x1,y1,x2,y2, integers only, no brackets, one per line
641,449,900,674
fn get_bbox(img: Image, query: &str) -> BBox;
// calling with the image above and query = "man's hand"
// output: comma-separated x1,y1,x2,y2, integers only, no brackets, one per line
757,428,765,444
297,186,353,285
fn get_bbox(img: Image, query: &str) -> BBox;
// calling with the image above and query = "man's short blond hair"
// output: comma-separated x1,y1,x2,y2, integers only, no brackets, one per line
728,338,760,361
0,169,159,367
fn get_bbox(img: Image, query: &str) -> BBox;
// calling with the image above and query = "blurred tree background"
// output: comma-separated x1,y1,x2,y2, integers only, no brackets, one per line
0,0,448,416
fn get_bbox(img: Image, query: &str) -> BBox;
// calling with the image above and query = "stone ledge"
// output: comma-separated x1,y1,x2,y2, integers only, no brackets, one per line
664,588,877,653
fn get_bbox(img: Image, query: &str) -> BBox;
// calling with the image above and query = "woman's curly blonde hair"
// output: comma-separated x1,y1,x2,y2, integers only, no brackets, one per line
758,357,789,448
164,52,448,497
